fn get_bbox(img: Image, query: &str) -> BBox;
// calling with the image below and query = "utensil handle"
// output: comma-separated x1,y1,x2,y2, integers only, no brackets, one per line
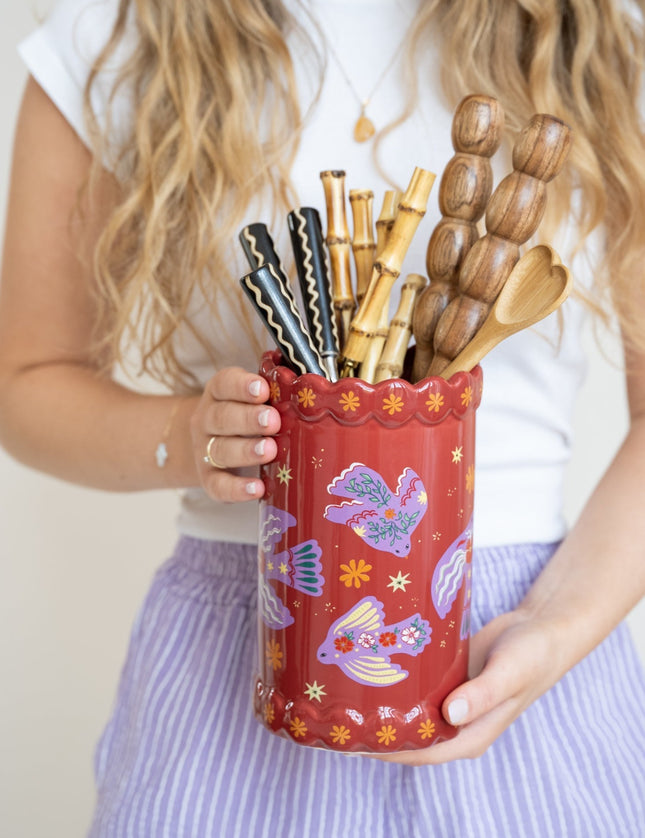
240,222,289,279
320,170,356,346
375,273,427,382
288,207,340,381
438,318,496,379
341,167,435,375
240,265,328,378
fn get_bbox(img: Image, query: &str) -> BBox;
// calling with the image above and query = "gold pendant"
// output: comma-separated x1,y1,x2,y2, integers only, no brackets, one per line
353,111,376,143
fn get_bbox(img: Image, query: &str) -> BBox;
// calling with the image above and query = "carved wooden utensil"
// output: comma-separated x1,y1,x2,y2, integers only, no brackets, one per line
439,245,572,379
411,94,504,382
427,113,572,377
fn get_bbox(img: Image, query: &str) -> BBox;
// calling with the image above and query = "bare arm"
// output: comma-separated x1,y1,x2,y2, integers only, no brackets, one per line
0,78,279,496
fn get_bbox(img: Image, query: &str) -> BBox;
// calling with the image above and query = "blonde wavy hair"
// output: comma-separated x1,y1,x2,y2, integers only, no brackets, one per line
85,0,645,390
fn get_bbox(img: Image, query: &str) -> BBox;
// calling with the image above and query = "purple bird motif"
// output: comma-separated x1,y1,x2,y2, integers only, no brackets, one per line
431,518,473,638
259,504,324,630
317,595,432,686
323,462,427,557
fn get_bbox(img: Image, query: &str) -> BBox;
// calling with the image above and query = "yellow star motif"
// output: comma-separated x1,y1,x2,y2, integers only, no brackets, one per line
267,561,274,571
387,571,412,593
277,464,293,485
279,562,288,576
451,446,463,463
304,680,327,702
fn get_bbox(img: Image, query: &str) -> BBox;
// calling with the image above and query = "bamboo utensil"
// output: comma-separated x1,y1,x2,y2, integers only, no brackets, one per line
340,167,436,377
320,170,356,346
359,190,401,382
427,113,572,377
287,207,340,382
375,189,400,253
240,265,328,378
411,94,504,382
349,189,376,305
374,273,428,382
439,245,571,379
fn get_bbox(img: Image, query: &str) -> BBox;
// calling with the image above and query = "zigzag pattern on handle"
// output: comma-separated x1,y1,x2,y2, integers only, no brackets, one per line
322,245,340,348
241,227,263,267
241,225,291,281
292,209,325,352
264,263,327,374
241,276,309,376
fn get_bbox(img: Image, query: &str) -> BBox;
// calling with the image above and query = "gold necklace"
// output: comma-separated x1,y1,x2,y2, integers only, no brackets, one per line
321,5,416,143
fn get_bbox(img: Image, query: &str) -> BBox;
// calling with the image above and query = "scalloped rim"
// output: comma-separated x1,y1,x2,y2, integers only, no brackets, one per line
260,351,483,426
254,678,458,753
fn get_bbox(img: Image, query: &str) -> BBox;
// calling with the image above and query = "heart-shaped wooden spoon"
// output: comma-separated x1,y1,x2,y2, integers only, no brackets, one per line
439,244,572,379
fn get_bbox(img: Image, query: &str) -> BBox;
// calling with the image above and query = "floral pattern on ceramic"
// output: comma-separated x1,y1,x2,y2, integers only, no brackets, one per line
323,463,427,557
254,352,482,753
258,504,324,630
317,596,432,686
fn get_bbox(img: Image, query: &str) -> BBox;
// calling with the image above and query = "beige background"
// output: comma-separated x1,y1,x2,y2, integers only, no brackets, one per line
1,3,644,836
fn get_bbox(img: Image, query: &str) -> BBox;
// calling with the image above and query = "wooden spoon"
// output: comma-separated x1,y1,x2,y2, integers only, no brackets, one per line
439,244,572,379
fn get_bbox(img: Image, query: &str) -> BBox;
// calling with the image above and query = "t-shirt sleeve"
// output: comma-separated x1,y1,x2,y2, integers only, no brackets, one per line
18,0,132,161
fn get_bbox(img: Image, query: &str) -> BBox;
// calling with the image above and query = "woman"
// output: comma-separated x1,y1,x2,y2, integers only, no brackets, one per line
1,0,645,834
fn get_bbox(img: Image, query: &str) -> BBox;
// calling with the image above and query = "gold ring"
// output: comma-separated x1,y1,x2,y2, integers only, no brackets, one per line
203,436,225,469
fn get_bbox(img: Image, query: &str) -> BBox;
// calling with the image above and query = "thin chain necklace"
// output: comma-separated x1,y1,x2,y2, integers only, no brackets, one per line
320,3,417,143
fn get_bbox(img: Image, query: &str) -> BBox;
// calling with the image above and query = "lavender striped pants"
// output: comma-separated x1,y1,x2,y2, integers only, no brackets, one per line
88,538,645,837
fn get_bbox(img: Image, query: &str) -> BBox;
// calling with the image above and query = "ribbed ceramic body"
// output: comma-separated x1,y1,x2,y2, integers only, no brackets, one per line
254,351,483,753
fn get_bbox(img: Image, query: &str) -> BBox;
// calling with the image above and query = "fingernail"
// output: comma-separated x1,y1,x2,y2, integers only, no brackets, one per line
254,439,266,456
447,698,469,725
258,408,271,427
249,380,262,397
246,482,258,495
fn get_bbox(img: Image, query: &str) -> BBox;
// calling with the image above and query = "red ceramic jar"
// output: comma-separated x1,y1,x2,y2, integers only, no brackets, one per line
254,351,483,753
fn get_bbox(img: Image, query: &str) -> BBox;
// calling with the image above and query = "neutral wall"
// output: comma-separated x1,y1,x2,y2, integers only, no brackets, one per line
1,3,644,837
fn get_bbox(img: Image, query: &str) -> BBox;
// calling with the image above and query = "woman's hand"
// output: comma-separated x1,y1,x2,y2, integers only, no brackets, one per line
190,366,280,503
375,607,564,766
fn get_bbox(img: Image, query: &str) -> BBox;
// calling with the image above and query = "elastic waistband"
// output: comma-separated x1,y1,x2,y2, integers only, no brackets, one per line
166,536,559,587
168,536,258,583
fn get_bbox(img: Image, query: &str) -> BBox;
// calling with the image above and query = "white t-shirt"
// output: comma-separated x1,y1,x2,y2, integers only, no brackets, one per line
19,0,595,547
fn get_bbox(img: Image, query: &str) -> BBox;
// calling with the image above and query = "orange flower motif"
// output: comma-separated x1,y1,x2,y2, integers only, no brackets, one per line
290,717,307,738
297,387,316,408
384,508,396,520
339,391,360,412
264,703,276,724
269,381,281,402
465,464,475,493
418,719,436,740
425,392,445,413
460,386,473,407
376,724,397,746
382,394,404,415
330,724,351,745
265,638,283,671
334,636,355,654
379,632,397,647
339,558,372,589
